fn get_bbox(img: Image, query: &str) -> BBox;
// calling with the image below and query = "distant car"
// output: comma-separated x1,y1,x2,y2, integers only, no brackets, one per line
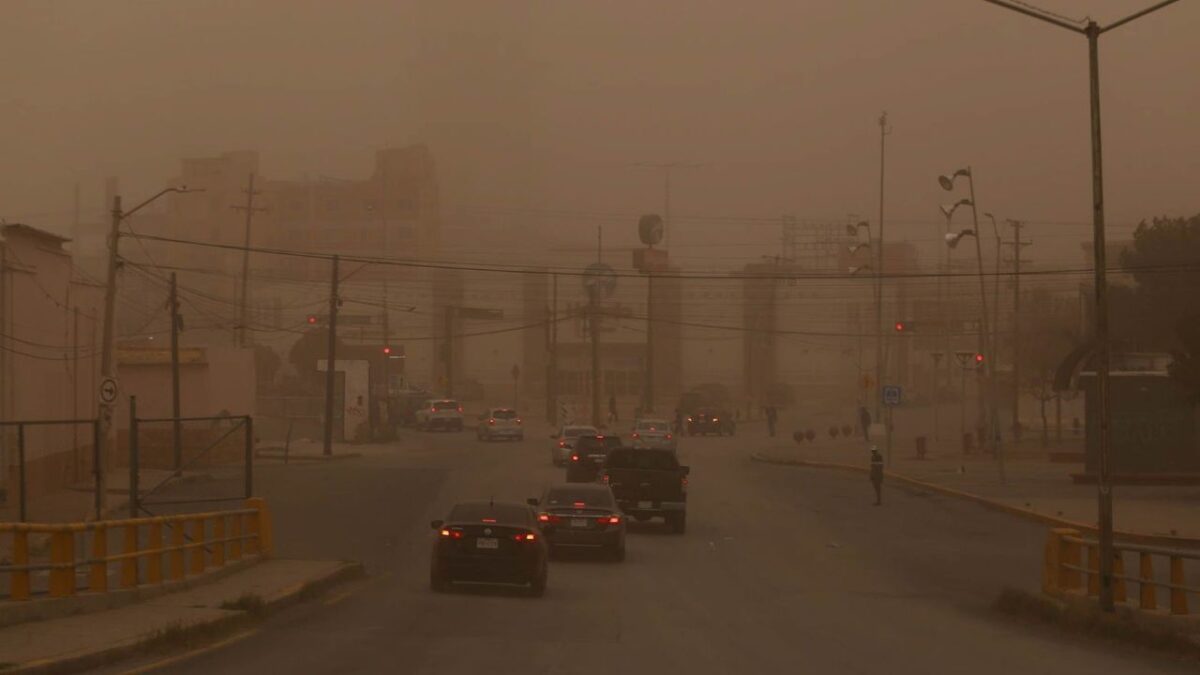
602,448,689,533
429,501,548,596
415,399,464,432
686,407,734,436
476,407,524,442
528,483,626,561
566,435,622,483
549,425,599,466
630,418,677,451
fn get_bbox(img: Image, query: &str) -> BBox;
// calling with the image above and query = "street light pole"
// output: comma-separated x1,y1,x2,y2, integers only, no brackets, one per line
875,112,890,427
980,0,1182,614
96,187,198,513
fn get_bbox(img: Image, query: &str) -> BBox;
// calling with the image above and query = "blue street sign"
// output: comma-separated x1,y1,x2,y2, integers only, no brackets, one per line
882,385,902,407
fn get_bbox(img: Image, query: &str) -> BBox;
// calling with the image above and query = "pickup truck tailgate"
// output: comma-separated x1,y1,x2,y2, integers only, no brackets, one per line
606,467,684,503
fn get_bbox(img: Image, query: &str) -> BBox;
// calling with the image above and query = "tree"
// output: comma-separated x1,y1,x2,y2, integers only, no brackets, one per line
1113,213,1200,350
1018,287,1082,446
254,344,282,388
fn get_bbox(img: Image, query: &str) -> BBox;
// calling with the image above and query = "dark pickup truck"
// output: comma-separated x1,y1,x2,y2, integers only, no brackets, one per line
601,448,689,533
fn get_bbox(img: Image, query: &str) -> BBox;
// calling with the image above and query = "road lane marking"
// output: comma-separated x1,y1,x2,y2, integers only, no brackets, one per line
116,629,259,675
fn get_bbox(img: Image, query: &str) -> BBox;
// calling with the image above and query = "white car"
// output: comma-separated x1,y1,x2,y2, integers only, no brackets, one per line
549,424,599,466
630,418,677,451
476,407,524,441
414,399,464,431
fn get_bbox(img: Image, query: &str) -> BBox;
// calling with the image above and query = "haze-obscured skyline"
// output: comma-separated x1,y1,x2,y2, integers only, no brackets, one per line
2,0,1196,265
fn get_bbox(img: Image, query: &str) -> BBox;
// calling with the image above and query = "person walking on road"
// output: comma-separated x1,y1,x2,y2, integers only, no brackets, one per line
765,405,778,438
869,446,885,506
608,394,619,424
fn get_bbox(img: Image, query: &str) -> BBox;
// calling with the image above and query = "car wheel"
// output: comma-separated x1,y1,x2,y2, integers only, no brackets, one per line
609,542,626,563
667,512,686,534
430,568,450,593
528,568,547,597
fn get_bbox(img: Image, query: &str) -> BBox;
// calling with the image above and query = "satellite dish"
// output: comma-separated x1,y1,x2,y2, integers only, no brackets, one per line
583,262,618,298
638,214,664,246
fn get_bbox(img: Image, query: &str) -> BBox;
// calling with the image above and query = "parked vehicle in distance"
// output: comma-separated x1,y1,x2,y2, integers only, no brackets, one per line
686,407,735,436
565,435,622,483
429,501,548,596
476,407,524,441
528,483,625,561
549,424,599,466
415,399,464,431
630,418,677,451
602,448,689,533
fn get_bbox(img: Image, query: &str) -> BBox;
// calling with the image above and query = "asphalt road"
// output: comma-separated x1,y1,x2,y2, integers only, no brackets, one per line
113,429,1193,674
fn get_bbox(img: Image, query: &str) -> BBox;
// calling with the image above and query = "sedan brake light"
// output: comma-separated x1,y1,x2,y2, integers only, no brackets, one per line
597,515,621,525
439,528,463,539
516,418,523,425
488,418,496,425
558,440,566,448
513,532,537,542
601,473,610,485
570,454,580,462
457,406,464,413
631,432,640,439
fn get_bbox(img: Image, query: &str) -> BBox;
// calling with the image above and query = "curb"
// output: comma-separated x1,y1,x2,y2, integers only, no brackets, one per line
253,451,363,463
749,451,1200,549
6,560,365,675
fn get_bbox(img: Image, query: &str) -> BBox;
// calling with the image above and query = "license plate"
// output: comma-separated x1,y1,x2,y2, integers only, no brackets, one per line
570,518,588,528
475,537,499,550
637,500,653,509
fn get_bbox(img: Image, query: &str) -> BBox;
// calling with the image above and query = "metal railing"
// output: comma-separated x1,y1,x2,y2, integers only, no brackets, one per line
0,498,271,601
0,419,101,522
1043,527,1199,615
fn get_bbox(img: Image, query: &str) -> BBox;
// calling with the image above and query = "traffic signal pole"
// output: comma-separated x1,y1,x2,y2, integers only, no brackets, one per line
322,255,339,456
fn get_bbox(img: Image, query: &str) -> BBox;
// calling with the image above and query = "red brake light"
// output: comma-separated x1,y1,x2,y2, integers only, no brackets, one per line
488,418,496,425
430,407,436,412
516,418,523,425
570,454,580,462
537,513,550,522
514,532,536,542
481,518,497,523
573,501,586,508
665,433,672,440
598,515,621,525
631,432,640,439
596,435,605,440
457,406,463,413
439,528,463,539
602,473,610,484
558,440,566,448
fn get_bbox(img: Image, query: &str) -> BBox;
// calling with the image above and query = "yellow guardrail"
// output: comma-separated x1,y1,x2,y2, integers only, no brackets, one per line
1043,527,1199,615
1,498,272,601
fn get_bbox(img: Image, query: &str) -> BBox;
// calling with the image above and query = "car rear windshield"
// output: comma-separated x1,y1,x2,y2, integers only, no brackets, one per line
577,436,620,451
636,420,669,431
544,488,614,508
606,449,679,471
492,409,518,419
447,503,530,524
433,400,459,411
564,427,596,437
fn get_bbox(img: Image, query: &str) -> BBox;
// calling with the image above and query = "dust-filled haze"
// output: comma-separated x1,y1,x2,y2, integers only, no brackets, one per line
2,0,1197,264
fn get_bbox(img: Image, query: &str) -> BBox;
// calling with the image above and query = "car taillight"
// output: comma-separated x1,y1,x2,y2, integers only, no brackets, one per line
430,407,436,412
573,501,586,508
601,473,610,484
516,418,523,425
631,432,640,439
488,419,496,425
482,518,497,523
538,513,550,522
440,529,463,539
665,433,672,440
598,515,620,525
558,440,566,448
570,454,580,462
713,417,720,422
687,416,693,422
457,406,463,413
514,532,536,542
681,476,688,493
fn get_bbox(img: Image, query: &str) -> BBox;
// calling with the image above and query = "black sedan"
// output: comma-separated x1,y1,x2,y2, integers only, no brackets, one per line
565,434,622,482
429,501,549,596
528,483,625,561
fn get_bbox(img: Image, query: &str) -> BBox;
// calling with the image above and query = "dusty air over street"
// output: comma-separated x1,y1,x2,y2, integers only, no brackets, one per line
1,2,1199,674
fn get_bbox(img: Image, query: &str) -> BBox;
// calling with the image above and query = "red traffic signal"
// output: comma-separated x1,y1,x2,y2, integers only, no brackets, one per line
306,314,319,325
974,353,985,364
894,321,906,332
382,346,392,355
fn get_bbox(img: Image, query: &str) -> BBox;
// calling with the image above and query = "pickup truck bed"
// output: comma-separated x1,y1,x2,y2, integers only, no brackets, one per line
602,448,689,533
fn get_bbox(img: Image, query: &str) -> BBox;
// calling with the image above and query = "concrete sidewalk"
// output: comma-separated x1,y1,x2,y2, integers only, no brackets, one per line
0,558,361,674
757,439,1200,540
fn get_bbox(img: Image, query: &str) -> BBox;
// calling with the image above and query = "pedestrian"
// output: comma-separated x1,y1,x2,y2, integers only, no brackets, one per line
869,446,884,506
673,408,683,434
766,405,778,438
608,394,618,423
858,405,872,442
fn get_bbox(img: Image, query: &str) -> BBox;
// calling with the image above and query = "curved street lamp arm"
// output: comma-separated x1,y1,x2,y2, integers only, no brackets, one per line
980,0,1086,33
1102,0,1181,33
122,187,203,220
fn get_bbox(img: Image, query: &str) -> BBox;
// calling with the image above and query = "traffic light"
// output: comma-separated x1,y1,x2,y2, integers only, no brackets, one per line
306,314,319,325
894,320,915,333
974,353,985,365
382,346,392,356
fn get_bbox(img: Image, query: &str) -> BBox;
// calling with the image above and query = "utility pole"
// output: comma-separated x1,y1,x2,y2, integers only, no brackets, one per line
874,112,890,424
169,272,183,473
1007,219,1028,441
96,195,123,513
644,271,655,414
634,162,699,252
546,273,558,425
589,288,601,428
232,174,264,348
444,306,455,396
322,255,340,456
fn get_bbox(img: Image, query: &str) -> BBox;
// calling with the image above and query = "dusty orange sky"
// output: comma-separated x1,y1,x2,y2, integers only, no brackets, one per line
1,1,1196,265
